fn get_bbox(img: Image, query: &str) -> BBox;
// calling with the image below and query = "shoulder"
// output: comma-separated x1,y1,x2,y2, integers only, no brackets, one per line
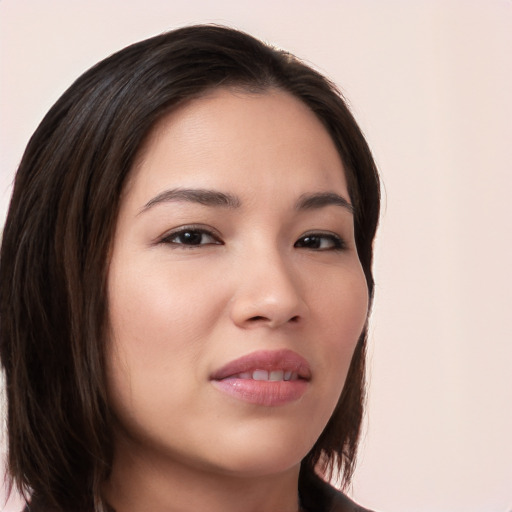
300,469,375,512
321,484,375,512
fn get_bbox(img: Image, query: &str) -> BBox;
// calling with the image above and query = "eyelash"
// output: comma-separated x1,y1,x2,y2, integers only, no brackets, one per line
159,226,223,248
294,232,347,251
159,226,346,251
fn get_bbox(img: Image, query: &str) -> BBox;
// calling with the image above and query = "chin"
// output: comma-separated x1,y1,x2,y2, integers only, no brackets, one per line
199,424,318,477
210,451,304,479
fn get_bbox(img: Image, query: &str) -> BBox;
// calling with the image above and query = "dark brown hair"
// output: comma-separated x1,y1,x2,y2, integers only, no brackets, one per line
0,25,380,511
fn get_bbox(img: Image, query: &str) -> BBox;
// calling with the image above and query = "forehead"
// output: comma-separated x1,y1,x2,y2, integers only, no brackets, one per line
126,88,348,204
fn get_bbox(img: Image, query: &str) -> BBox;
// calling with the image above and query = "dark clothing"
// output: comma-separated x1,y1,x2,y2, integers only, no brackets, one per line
23,471,374,512
300,471,374,512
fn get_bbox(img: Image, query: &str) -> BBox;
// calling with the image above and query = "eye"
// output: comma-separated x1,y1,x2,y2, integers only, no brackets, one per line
159,226,222,247
294,232,346,251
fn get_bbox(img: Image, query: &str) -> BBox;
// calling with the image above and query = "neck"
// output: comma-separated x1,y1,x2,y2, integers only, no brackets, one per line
103,439,302,512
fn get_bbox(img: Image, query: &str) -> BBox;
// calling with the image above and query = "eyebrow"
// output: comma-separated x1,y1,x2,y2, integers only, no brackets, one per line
295,192,354,214
139,188,353,215
140,188,241,213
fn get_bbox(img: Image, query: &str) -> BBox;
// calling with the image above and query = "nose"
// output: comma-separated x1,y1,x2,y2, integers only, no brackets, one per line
229,250,308,329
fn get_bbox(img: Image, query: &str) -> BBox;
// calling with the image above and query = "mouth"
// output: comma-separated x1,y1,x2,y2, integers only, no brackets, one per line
228,369,302,381
210,349,311,406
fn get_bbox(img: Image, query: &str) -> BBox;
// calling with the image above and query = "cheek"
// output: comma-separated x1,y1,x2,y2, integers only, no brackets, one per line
105,259,226,425
310,265,369,397
312,260,368,338
107,258,223,362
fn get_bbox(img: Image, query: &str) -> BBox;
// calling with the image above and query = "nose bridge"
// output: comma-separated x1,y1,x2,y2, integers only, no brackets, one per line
230,240,307,328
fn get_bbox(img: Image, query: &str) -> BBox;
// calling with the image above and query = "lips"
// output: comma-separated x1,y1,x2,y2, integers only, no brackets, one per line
211,349,311,381
210,349,311,406
231,369,300,381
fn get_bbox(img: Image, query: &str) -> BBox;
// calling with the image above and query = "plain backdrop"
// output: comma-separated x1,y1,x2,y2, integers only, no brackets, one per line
1,1,511,511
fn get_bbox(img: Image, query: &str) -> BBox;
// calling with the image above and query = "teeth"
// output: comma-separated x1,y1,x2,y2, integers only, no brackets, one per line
233,370,299,381
252,370,269,381
269,370,284,381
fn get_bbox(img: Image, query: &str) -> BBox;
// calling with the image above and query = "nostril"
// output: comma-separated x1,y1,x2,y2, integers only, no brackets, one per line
249,316,267,322
247,315,300,324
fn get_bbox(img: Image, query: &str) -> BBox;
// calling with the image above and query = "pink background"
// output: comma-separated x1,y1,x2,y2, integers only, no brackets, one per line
1,1,511,511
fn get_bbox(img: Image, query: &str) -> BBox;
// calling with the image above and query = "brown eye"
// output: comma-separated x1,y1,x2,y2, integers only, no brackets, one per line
161,228,222,247
294,233,345,251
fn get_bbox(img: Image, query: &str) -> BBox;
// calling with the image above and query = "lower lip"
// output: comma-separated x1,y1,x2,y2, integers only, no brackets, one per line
211,378,308,406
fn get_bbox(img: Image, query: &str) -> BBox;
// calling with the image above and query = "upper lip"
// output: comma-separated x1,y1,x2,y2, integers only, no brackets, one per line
210,349,312,381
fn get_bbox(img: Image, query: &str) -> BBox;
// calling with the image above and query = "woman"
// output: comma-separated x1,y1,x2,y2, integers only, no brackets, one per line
0,25,380,512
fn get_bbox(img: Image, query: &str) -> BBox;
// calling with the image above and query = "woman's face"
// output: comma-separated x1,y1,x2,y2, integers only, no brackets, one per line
107,88,368,477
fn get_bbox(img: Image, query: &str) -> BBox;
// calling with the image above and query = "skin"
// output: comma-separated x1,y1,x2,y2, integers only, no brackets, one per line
105,88,369,512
